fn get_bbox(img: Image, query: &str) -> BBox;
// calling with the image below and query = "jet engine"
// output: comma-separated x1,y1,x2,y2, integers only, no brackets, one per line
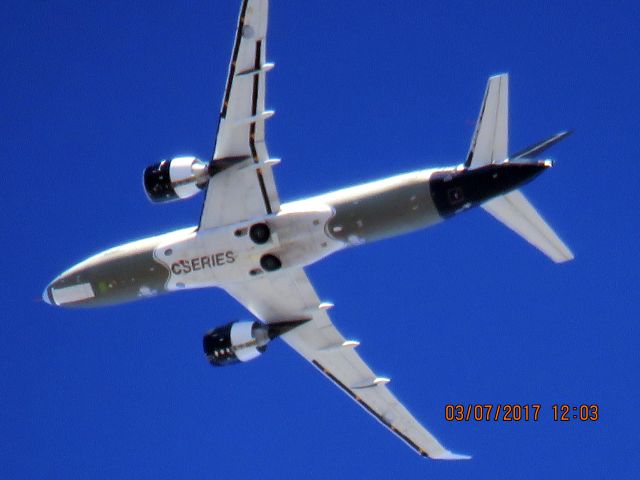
203,319,309,366
143,156,209,203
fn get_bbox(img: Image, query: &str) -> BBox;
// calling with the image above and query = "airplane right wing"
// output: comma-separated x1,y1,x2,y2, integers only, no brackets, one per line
222,268,470,460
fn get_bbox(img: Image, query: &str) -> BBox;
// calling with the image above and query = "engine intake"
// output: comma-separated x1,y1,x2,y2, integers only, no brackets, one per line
203,319,310,367
144,156,209,203
144,155,254,203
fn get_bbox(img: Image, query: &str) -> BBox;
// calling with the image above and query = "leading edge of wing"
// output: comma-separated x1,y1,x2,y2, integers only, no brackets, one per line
311,359,471,460
221,268,471,460
199,0,280,230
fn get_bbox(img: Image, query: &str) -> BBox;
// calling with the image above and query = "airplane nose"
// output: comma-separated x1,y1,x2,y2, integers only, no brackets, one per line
42,285,53,305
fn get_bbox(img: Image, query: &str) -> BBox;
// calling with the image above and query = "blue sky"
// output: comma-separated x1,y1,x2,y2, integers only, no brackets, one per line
2,1,638,478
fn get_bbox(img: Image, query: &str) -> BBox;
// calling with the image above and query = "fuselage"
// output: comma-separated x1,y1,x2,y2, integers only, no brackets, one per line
43,161,547,308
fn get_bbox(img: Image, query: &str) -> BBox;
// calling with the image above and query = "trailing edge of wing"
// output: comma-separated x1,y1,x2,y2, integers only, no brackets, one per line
221,268,470,460
311,359,471,460
199,0,280,230
482,189,574,263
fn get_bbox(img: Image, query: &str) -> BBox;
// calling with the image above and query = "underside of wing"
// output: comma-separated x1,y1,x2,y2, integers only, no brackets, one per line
200,0,280,230
222,269,470,460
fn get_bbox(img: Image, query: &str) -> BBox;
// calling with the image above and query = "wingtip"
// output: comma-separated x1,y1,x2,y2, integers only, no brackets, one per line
432,450,472,461
553,251,575,263
558,129,574,139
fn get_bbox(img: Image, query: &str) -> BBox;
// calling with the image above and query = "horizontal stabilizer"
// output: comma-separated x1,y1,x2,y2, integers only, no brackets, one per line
482,190,574,263
465,74,509,169
511,130,573,160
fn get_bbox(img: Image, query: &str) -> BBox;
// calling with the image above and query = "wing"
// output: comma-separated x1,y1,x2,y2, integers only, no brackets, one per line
222,269,470,460
200,0,280,230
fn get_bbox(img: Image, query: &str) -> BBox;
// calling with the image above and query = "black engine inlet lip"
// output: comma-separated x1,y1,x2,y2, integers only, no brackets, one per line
143,161,178,203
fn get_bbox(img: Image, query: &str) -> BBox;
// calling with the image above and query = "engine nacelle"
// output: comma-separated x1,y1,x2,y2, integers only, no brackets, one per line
203,321,269,366
202,319,310,367
143,156,209,203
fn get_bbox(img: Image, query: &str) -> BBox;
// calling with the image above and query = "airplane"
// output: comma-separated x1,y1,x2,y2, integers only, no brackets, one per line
43,0,574,460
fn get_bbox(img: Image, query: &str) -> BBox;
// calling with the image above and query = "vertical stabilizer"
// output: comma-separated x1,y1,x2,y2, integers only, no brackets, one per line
464,74,573,262
465,74,509,169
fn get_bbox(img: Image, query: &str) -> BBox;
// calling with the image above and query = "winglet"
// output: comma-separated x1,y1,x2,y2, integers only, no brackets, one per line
431,450,473,461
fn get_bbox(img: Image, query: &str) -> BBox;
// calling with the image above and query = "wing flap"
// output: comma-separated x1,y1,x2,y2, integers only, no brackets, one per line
222,269,470,459
199,0,280,230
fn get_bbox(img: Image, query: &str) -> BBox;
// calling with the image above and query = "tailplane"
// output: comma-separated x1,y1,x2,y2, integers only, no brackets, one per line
482,191,574,263
466,73,574,263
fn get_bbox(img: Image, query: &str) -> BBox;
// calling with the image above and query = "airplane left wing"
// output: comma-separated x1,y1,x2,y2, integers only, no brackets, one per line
200,0,280,230
222,269,470,460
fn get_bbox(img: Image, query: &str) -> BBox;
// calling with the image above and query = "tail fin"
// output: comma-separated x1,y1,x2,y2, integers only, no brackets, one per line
466,73,574,262
465,74,509,169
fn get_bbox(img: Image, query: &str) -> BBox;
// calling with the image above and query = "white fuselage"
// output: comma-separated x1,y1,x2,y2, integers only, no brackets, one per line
155,202,344,292
44,167,446,307
43,158,550,308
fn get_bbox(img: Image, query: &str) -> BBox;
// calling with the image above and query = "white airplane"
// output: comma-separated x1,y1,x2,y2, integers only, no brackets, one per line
43,0,574,460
